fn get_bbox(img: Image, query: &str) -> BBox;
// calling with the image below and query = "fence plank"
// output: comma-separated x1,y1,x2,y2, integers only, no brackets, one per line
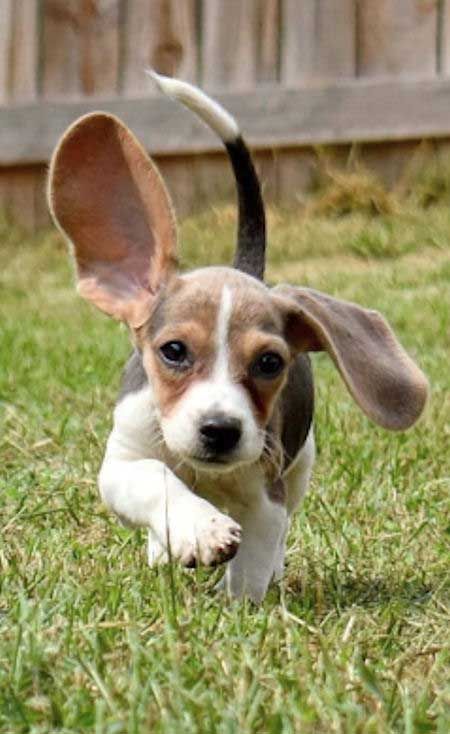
121,0,198,217
1,2,40,227
202,0,280,88
122,0,198,94
161,154,229,219
42,0,120,98
120,0,157,94
0,0,13,103
257,0,280,83
81,0,120,95
358,0,437,77
9,169,39,230
202,0,259,89
0,167,39,229
160,150,277,222
4,143,434,230
281,0,356,85
439,0,450,74
3,78,450,167
276,148,318,205
9,0,39,101
33,166,51,228
42,0,81,97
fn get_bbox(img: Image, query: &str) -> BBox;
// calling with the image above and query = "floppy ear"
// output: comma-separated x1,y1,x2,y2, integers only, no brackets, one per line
48,112,177,328
272,285,429,431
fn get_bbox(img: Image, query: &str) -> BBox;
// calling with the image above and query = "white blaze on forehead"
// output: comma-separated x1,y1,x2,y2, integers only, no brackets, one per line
159,282,264,464
213,286,233,381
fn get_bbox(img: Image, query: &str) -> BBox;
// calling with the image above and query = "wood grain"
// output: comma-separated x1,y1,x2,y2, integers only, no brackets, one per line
358,0,438,77
276,148,319,205
160,150,281,219
33,166,52,228
202,0,283,88
122,0,198,95
79,0,120,96
9,0,39,101
281,0,356,84
1,0,449,230
257,0,280,83
42,0,84,97
439,0,450,74
42,0,120,98
3,78,450,166
5,140,445,230
0,0,13,103
1,1,40,226
9,169,38,230
202,0,259,89
0,167,40,229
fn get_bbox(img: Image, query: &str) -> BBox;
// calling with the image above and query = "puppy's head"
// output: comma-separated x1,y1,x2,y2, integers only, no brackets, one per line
48,112,429,472
140,268,290,469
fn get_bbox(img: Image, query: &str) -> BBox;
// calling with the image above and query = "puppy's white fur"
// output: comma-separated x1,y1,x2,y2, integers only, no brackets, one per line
99,283,316,602
52,75,317,603
100,383,314,602
49,73,427,605
161,286,264,467
214,285,233,380
147,70,240,142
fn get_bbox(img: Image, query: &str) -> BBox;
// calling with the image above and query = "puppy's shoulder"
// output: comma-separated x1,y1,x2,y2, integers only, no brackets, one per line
118,349,148,403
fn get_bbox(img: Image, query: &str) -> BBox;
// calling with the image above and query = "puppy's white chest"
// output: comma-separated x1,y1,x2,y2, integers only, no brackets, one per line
177,464,265,518
107,385,163,462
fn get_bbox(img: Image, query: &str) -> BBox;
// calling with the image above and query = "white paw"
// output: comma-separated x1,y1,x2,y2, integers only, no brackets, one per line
214,564,268,604
148,513,242,569
226,574,270,604
215,569,270,604
147,534,169,566
191,513,242,567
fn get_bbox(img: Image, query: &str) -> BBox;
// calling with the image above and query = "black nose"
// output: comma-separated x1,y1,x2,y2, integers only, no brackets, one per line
199,415,242,455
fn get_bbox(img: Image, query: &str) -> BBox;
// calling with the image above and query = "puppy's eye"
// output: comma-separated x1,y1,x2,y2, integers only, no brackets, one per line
159,341,190,368
251,351,285,379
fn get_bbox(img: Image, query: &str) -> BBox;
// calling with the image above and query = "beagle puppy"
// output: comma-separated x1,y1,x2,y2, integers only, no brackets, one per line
47,72,428,603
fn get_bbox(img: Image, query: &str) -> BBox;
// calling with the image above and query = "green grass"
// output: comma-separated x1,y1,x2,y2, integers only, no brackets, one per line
1,188,449,732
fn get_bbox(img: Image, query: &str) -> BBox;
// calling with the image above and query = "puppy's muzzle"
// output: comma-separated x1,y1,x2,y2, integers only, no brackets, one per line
199,414,242,459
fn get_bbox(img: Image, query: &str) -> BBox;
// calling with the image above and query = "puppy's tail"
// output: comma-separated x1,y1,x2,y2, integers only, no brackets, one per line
147,71,266,281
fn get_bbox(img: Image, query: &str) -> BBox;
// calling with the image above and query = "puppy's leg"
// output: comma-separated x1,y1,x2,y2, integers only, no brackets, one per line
147,531,169,566
272,524,288,581
272,429,316,581
285,428,315,514
99,457,241,567
223,494,288,603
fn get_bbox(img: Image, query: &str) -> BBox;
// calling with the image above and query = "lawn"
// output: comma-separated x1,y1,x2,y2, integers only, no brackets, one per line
1,172,449,732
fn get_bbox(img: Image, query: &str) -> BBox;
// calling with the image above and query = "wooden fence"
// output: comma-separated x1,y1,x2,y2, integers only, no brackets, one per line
1,0,450,228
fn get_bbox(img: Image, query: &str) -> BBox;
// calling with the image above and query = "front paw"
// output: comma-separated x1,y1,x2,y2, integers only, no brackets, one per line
151,512,242,569
190,513,242,567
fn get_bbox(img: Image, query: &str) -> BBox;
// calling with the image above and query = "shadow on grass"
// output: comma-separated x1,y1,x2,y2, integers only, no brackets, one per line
283,570,436,612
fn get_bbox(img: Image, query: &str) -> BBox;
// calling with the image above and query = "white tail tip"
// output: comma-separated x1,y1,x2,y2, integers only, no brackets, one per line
146,69,240,143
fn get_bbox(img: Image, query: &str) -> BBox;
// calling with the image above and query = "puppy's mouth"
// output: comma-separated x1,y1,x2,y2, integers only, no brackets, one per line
186,452,245,474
